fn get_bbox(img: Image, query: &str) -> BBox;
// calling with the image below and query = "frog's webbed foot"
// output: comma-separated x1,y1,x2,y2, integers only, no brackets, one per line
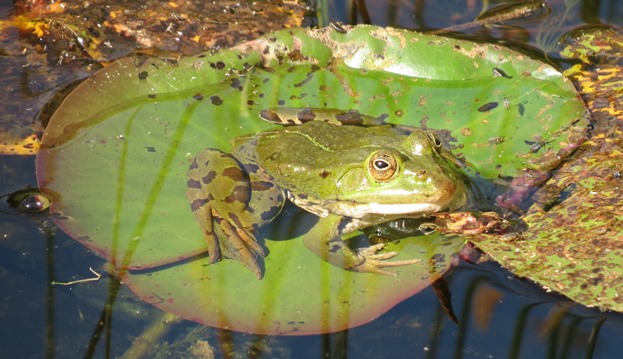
353,243,421,276
213,215,266,279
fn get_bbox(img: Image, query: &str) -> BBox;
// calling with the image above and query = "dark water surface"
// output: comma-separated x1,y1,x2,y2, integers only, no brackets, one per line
1,0,622,358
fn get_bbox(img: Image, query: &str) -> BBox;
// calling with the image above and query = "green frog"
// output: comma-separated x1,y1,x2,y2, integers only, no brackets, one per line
186,108,469,279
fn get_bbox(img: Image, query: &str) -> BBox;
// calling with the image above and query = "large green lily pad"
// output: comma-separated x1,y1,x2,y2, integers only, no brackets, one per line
36,25,587,333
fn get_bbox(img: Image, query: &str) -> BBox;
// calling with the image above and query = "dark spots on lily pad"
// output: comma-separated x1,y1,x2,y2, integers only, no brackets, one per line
430,253,446,264
231,78,243,91
278,100,285,106
247,100,254,105
145,146,156,152
193,93,204,101
518,103,526,116
147,94,157,99
493,68,513,78
478,102,498,112
210,61,225,70
138,71,148,80
210,96,223,105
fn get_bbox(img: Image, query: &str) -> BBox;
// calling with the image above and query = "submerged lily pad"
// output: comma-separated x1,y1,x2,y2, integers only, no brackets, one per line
36,25,586,333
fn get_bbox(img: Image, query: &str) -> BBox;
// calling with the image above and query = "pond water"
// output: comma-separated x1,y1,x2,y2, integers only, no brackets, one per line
1,0,622,358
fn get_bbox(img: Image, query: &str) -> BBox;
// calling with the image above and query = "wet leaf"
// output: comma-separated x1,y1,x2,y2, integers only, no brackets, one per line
36,25,586,333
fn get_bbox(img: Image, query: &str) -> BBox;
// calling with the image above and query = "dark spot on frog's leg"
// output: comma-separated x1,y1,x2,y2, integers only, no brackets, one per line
243,162,261,174
190,198,210,212
187,178,202,189
337,217,351,234
297,108,316,122
201,170,217,184
251,180,276,191
260,110,280,123
189,158,199,170
147,94,157,99
261,207,281,222
138,71,148,80
222,166,247,182
193,93,204,101
225,185,249,204
278,100,285,106
319,170,331,178
329,244,342,253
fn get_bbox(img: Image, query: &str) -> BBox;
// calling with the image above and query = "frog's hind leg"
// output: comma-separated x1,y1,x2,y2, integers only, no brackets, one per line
187,148,270,279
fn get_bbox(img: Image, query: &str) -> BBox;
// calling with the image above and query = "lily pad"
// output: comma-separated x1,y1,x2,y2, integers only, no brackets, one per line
468,27,623,312
36,25,586,333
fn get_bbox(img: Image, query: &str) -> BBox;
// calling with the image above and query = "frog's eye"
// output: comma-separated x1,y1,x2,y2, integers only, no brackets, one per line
368,151,398,182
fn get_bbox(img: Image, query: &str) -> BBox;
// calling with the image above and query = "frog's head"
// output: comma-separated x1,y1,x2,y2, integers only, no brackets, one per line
327,130,468,219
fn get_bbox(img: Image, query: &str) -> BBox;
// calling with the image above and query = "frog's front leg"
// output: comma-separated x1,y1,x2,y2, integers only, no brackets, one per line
303,214,420,276
187,149,283,279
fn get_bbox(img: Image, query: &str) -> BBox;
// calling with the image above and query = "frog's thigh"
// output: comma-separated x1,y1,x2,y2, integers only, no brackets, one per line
189,148,260,226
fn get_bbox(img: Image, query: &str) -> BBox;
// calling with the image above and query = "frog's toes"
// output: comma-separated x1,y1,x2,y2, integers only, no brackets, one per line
353,244,421,275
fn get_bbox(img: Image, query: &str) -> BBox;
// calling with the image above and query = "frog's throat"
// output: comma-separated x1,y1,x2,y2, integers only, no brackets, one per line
327,201,446,219
288,191,447,219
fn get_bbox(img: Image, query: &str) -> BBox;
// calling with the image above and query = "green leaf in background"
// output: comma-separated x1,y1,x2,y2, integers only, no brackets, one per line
36,25,586,333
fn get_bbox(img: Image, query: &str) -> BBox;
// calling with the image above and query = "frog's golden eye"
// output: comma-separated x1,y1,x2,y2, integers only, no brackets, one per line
368,151,398,182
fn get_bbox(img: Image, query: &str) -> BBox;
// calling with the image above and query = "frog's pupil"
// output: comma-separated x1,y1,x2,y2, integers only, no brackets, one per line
375,160,389,169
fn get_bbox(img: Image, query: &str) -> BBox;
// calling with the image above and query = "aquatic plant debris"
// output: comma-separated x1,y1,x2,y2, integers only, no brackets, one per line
36,25,586,333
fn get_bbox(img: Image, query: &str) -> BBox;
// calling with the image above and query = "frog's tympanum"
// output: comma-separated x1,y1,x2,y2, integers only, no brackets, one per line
187,109,468,278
